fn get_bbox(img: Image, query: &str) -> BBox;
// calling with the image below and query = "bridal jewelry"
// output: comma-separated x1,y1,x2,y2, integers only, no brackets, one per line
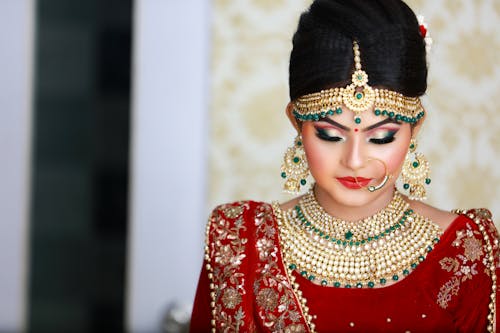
401,138,431,200
276,189,442,289
292,41,425,125
281,135,310,194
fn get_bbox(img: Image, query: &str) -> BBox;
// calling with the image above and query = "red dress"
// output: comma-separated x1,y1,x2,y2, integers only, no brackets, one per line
190,201,499,333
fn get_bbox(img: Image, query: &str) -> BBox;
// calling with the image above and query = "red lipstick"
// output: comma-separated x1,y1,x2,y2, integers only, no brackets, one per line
336,177,372,189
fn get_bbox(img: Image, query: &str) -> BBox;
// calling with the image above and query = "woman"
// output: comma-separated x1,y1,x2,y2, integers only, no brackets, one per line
190,0,499,332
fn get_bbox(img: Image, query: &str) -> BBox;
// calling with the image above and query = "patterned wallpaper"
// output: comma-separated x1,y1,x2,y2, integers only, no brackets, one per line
207,0,500,227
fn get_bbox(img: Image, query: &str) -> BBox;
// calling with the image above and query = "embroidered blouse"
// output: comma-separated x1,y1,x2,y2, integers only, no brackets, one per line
190,201,499,333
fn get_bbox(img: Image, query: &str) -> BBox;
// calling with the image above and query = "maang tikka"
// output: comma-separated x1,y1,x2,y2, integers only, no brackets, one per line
401,138,431,200
281,135,309,194
292,41,425,125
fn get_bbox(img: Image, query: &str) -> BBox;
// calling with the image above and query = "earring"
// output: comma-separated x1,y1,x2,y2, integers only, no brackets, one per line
281,135,309,194
401,139,431,200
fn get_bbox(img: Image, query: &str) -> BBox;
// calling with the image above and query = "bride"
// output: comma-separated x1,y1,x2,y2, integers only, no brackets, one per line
190,0,499,332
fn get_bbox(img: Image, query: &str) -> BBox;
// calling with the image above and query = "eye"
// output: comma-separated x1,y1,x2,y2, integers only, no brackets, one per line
315,127,344,142
368,130,397,145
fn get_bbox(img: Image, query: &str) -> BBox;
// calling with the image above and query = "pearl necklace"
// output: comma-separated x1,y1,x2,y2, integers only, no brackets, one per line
276,189,442,289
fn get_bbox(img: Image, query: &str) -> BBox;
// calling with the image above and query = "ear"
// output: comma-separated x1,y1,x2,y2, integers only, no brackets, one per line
411,108,426,138
286,102,301,133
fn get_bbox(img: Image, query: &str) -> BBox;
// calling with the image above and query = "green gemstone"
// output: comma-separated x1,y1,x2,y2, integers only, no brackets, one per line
356,283,363,288
427,246,433,252
403,269,410,275
293,157,300,163
409,143,415,149
300,179,307,186
281,172,287,179
345,231,354,240
308,275,315,281
334,282,341,288
356,93,363,100
328,109,334,115
382,110,388,116
301,271,307,276
297,140,302,146
374,109,381,115
345,284,352,288
357,74,363,80
380,278,387,285
324,235,330,240
403,183,410,190
418,256,424,262
411,263,417,269
305,222,311,226
321,280,328,286
412,161,419,168
354,117,361,124
355,241,360,246
392,275,399,281
368,282,375,288
425,178,431,184
289,264,297,270
389,112,395,118
395,114,401,121
336,108,343,114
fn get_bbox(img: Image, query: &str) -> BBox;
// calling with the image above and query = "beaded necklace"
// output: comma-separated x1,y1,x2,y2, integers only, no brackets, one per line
277,189,442,289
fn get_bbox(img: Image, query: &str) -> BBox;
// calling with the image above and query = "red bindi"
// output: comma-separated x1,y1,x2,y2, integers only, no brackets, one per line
354,128,359,132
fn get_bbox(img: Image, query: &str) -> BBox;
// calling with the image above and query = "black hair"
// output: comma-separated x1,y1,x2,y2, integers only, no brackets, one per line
289,0,427,100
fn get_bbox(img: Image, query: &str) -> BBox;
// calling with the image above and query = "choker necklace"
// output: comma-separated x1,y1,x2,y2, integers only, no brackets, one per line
276,189,442,289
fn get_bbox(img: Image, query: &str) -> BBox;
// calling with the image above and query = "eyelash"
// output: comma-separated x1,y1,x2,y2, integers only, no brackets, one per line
315,128,343,142
369,132,397,145
315,128,397,145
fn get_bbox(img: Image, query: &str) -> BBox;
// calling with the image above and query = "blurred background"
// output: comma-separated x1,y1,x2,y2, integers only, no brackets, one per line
1,0,498,332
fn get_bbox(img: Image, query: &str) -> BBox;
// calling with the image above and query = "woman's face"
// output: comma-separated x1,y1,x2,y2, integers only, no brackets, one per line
300,106,413,211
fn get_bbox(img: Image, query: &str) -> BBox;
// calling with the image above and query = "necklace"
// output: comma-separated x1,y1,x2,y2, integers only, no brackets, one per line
276,189,442,289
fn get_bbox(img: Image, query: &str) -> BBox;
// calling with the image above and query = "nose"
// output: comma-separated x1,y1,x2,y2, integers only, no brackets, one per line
342,136,365,171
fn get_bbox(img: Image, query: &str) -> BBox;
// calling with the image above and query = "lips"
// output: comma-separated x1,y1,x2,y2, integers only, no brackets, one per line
336,176,372,189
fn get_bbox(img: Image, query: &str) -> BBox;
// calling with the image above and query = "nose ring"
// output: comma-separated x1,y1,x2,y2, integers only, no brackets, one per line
354,158,390,192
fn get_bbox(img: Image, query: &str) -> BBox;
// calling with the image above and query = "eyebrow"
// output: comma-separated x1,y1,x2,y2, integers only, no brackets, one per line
318,117,400,132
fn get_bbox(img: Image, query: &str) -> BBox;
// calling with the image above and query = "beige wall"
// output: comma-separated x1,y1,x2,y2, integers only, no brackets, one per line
208,0,500,227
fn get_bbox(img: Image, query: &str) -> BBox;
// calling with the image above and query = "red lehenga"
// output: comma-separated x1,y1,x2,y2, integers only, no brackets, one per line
190,201,499,333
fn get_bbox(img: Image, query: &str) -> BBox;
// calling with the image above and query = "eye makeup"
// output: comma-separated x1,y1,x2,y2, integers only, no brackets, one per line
314,126,345,142
368,128,399,145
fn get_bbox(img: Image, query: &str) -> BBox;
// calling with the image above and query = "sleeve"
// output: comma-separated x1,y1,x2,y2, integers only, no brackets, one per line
449,209,499,333
189,262,212,333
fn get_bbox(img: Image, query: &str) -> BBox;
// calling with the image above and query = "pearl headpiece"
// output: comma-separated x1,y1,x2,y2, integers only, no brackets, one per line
292,41,425,124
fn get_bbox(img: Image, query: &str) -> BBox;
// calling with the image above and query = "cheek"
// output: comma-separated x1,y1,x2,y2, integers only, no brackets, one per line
380,133,411,174
301,124,336,174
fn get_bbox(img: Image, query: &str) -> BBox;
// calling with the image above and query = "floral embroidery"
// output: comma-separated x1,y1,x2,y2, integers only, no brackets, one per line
437,276,461,309
222,287,243,309
256,288,279,311
207,202,249,331
253,204,309,331
436,222,484,309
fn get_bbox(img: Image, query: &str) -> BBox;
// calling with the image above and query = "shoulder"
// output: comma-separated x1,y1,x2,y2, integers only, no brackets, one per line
406,199,459,232
208,200,273,220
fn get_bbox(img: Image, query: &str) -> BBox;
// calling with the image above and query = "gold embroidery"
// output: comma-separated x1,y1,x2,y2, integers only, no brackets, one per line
254,204,308,331
463,237,483,262
222,287,243,309
206,202,250,331
437,276,461,309
256,288,279,311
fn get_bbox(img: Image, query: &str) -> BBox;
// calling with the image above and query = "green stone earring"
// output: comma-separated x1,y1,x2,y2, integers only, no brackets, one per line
281,135,309,194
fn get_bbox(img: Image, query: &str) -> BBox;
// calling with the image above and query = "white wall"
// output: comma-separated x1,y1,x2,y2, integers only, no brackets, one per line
0,0,34,331
126,1,211,332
